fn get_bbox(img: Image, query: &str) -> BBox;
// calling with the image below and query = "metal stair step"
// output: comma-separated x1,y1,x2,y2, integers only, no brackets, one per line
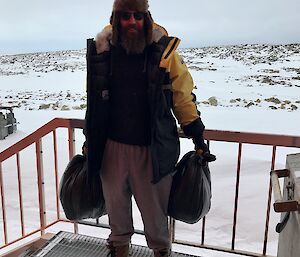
23,231,200,257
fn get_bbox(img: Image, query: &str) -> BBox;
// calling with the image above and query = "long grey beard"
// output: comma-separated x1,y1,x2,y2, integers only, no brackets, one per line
120,33,146,55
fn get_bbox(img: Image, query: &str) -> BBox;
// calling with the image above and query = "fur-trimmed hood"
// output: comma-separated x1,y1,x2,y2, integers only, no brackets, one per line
95,23,168,54
113,0,149,12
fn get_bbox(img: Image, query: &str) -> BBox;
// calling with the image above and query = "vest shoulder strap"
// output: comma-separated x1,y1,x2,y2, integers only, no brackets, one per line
159,37,181,69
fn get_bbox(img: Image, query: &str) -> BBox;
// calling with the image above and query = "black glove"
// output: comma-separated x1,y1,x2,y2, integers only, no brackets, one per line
193,136,208,152
193,136,216,162
183,118,216,162
182,118,205,137
202,152,217,162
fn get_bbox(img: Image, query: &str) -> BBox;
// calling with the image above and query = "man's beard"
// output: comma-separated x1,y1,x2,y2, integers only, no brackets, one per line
120,27,146,55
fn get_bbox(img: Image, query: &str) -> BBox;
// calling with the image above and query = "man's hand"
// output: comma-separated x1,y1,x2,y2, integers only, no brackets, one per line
182,118,216,162
194,137,216,162
199,151,217,162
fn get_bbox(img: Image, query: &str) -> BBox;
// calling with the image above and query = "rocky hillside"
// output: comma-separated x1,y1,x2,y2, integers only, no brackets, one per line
0,44,299,111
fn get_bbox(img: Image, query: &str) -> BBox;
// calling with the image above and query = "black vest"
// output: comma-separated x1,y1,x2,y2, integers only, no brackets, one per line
85,36,180,183
108,46,151,146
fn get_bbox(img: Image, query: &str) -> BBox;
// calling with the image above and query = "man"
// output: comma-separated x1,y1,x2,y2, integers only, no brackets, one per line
84,0,215,256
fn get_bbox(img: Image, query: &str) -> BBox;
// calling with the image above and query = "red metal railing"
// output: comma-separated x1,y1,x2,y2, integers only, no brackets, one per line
0,118,300,256
0,118,82,250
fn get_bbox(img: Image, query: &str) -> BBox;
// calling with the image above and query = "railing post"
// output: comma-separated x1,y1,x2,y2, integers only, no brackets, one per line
201,216,206,245
68,127,75,160
53,130,60,220
263,146,277,255
16,153,25,236
0,162,8,244
169,217,175,243
67,127,77,232
36,139,46,236
232,143,243,250
74,222,79,234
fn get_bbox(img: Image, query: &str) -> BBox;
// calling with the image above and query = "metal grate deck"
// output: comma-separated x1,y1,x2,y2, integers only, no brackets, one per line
22,231,200,257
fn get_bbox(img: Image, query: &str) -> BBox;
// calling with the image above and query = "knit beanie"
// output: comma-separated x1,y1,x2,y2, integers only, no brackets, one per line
110,0,153,46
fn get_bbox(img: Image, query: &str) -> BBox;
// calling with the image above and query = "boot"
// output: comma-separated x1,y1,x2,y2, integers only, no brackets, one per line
106,243,129,257
153,249,171,257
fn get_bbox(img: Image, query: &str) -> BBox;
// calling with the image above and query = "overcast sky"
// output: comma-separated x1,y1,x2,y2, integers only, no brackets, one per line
1,0,300,54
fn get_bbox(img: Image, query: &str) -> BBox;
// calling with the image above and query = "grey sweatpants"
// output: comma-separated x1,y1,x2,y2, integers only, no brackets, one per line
100,139,172,251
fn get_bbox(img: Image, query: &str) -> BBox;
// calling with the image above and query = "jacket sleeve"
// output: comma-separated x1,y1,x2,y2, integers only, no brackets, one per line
167,52,200,127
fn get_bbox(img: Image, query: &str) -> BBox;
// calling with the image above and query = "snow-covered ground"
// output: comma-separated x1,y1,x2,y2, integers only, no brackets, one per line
0,44,300,257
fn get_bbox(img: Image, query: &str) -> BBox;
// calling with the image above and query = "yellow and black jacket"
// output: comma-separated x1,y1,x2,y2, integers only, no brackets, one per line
85,24,203,183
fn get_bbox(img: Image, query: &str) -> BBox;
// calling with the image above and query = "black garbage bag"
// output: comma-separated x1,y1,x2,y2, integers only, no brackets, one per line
59,154,106,221
168,151,212,224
